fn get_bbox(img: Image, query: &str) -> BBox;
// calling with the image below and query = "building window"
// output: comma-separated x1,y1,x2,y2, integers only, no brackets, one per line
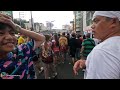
86,11,94,26
78,11,81,13
86,19,92,26
86,12,91,21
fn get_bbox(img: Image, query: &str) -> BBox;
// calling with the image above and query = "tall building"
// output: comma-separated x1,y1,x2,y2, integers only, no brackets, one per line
46,22,54,30
73,11,83,34
84,11,95,34
74,11,95,35
86,11,95,26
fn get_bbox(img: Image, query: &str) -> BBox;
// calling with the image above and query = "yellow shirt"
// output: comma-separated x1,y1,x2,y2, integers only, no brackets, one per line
18,36,25,45
59,36,68,46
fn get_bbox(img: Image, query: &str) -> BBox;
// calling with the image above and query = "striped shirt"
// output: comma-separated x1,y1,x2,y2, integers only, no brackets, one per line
82,38,95,58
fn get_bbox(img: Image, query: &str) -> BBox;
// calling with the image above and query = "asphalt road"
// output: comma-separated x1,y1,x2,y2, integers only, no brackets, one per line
37,54,84,79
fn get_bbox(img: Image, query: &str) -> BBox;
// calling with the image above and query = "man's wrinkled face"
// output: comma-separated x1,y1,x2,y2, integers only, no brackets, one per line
91,16,114,41
0,27,17,53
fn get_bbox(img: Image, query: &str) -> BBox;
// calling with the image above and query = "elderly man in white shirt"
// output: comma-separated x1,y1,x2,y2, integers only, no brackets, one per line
73,11,120,79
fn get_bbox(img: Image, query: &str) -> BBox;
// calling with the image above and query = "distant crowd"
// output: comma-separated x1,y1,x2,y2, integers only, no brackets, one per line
16,31,99,79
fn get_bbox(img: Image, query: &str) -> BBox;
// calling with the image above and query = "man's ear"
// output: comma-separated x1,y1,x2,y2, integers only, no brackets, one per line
110,18,119,28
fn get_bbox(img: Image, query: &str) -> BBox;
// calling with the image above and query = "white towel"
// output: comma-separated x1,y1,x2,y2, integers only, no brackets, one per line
92,11,120,21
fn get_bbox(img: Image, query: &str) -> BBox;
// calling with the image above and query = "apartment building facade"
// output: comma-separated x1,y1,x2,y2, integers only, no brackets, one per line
73,11,83,34
74,11,95,35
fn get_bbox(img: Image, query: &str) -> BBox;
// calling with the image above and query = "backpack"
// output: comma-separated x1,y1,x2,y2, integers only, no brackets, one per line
41,42,53,64
59,37,68,52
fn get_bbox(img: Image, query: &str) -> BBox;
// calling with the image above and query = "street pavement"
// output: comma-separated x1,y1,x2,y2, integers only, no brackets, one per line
37,54,84,79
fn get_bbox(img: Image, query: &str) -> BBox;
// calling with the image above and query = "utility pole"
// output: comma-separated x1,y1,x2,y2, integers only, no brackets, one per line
19,12,22,27
19,11,24,27
50,22,51,30
74,12,76,33
30,11,34,31
70,20,74,33
73,20,74,32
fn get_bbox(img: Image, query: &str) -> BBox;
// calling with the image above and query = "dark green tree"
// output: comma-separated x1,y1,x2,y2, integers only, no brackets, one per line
13,19,28,28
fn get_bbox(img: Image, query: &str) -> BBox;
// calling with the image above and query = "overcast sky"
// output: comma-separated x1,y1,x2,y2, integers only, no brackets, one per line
13,11,74,29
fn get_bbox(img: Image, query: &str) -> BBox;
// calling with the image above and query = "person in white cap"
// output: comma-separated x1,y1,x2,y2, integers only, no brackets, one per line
73,11,120,79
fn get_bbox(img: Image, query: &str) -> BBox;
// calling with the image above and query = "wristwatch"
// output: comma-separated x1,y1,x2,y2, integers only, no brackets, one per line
15,24,21,33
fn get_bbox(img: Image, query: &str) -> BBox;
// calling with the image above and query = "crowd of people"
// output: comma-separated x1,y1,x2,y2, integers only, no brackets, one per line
1,11,120,79
16,31,97,79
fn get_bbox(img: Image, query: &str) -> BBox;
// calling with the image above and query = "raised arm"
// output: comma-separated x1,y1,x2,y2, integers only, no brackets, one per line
16,26,45,49
0,13,45,49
